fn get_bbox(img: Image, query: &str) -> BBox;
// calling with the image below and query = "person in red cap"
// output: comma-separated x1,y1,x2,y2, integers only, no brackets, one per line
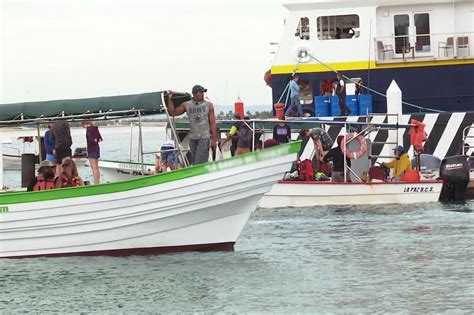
167,85,217,165
323,135,352,182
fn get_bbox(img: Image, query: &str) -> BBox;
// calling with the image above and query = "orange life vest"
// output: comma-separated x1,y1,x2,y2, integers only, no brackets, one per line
33,175,56,191
410,119,427,153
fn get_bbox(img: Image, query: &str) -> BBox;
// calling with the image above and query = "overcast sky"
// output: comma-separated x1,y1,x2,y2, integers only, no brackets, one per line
0,0,287,107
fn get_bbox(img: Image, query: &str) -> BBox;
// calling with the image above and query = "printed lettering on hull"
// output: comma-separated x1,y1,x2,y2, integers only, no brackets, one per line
403,186,435,193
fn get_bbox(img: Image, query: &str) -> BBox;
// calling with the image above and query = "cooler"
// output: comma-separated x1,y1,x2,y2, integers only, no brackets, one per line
346,95,359,116
330,96,340,116
315,96,330,117
358,94,373,116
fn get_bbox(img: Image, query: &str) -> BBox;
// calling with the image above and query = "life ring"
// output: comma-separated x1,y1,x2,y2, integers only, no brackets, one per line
294,44,312,63
340,133,368,159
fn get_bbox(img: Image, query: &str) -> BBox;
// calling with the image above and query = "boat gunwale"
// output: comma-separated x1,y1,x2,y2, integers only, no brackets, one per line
0,141,301,205
277,179,444,185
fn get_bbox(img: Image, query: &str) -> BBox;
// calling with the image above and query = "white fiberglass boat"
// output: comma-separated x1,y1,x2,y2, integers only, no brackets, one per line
0,91,300,258
99,160,154,182
0,142,299,258
258,180,443,208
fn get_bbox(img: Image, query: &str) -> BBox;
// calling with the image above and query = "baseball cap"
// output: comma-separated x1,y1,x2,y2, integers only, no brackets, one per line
39,160,53,168
192,85,207,94
394,145,404,152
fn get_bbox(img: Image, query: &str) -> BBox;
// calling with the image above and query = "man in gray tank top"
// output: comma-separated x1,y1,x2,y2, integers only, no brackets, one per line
167,85,217,165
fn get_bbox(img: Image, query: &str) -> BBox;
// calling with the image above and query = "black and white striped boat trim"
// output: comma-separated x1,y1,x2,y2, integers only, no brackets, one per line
320,112,474,159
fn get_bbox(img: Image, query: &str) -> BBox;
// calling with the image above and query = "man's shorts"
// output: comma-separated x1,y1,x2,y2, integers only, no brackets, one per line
55,148,72,163
161,146,178,165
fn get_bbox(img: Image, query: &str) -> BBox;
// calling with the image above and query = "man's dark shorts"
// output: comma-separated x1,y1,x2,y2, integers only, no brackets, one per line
56,148,72,163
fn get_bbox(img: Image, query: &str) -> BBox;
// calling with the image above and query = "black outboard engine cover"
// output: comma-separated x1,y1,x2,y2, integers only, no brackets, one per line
439,155,470,202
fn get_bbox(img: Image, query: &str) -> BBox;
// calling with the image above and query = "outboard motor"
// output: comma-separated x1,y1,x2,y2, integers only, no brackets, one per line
439,155,470,202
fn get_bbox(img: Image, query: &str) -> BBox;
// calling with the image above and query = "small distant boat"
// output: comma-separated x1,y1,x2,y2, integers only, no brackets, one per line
99,160,154,182
259,180,443,208
2,154,22,171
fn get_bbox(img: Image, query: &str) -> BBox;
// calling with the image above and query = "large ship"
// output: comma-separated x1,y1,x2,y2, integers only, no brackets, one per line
270,0,474,115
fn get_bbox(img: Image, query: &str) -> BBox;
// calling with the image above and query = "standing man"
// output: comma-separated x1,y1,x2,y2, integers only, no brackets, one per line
285,75,303,117
50,121,73,171
323,135,351,182
335,72,351,116
167,85,217,165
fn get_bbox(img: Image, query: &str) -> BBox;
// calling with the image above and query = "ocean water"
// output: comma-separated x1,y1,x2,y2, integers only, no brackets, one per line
1,127,474,313
1,202,473,313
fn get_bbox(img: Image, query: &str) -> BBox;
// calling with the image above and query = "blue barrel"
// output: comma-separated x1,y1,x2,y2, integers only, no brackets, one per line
315,96,330,117
358,94,373,116
346,95,359,116
330,95,340,116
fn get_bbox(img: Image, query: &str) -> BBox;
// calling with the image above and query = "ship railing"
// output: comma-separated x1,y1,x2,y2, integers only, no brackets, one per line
462,125,474,155
374,31,473,63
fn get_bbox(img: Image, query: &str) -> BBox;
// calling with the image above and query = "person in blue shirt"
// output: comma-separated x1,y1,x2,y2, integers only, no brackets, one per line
285,75,303,117
44,124,57,167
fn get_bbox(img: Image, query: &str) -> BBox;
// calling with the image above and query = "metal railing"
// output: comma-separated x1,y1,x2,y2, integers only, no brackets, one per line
375,31,473,62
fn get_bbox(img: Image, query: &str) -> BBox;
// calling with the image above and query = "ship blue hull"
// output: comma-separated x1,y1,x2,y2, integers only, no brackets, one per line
272,63,474,115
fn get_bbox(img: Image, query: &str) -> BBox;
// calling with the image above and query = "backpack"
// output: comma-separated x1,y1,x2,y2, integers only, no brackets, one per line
298,159,314,181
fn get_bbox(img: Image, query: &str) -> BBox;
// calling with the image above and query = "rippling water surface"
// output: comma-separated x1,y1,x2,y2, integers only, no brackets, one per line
1,202,473,313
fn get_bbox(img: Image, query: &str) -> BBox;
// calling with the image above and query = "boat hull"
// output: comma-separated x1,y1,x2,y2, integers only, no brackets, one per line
99,160,154,182
259,180,444,208
0,143,299,258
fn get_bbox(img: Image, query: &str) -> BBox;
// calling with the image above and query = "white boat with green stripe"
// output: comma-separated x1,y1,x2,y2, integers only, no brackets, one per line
0,91,300,258
0,142,300,258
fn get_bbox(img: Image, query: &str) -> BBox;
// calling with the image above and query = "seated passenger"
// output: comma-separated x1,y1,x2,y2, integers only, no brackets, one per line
160,141,180,171
27,160,56,191
323,135,351,182
56,157,84,188
382,145,412,181
154,154,163,174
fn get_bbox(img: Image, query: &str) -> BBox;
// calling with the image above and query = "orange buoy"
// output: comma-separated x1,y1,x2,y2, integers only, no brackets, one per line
340,133,368,159
274,102,285,118
264,69,272,87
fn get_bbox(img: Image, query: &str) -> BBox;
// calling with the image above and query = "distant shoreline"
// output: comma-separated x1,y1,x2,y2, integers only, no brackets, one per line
1,121,168,132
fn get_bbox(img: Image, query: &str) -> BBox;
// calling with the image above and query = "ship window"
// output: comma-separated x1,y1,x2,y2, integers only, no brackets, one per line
295,17,310,40
317,15,360,40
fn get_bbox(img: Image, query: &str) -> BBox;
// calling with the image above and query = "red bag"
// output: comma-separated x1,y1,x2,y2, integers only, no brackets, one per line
298,159,314,181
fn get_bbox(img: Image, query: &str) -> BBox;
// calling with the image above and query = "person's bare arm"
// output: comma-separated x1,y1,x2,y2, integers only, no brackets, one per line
208,103,217,150
166,91,187,116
